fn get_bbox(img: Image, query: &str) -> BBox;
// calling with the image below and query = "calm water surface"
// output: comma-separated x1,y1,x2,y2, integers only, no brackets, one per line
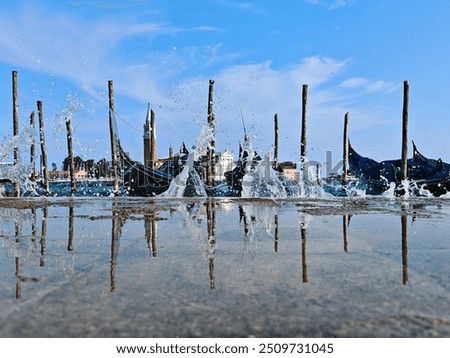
1,197,450,337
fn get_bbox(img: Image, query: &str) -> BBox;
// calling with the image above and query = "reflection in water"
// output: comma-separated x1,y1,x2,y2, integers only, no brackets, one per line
401,204,408,285
301,221,308,283
31,208,37,243
15,222,21,299
342,214,350,253
145,213,157,257
40,206,47,267
274,214,279,253
68,206,74,251
342,208,409,285
0,198,442,300
1,198,449,338
207,200,216,289
110,202,123,292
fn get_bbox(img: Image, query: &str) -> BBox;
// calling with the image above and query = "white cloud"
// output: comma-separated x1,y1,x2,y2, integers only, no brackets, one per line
340,77,368,88
366,80,398,93
340,77,398,93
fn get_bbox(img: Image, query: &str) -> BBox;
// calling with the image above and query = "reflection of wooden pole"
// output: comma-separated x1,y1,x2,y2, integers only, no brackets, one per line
151,219,157,257
40,206,48,267
108,80,119,195
208,257,215,289
343,112,349,184
31,207,37,242
110,205,121,292
145,214,157,257
15,257,21,299
401,210,408,285
343,214,349,253
207,200,216,289
12,71,20,197
301,226,308,283
68,206,74,251
15,223,22,299
401,80,409,183
274,214,279,253
65,116,76,195
37,101,50,195
274,113,279,170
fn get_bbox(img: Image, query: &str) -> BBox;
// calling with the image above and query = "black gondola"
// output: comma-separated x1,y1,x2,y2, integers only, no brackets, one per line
111,111,187,196
348,141,450,196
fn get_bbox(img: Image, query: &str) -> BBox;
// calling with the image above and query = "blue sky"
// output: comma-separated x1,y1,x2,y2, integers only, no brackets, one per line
1,0,449,169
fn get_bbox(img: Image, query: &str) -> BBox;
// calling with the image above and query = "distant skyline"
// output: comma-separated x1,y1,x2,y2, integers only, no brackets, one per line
1,0,449,169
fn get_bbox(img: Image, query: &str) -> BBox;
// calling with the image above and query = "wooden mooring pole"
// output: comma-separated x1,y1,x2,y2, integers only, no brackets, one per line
12,70,20,197
108,80,119,195
68,206,75,251
401,80,409,183
274,113,279,170
342,112,349,184
30,111,36,184
300,84,308,163
37,101,50,195
65,116,76,195
207,79,216,189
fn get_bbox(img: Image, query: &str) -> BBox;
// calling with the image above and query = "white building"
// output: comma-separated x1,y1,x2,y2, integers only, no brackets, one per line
214,149,235,181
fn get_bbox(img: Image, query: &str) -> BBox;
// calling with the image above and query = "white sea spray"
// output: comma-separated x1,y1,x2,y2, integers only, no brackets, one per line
160,124,214,198
241,152,287,198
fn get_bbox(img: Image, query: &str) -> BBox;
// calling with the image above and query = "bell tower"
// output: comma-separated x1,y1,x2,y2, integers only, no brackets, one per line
143,103,157,168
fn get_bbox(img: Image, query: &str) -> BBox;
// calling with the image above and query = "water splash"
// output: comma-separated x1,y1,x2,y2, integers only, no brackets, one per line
241,152,287,198
159,125,214,198
52,94,85,150
160,153,207,197
0,124,39,197
404,179,433,197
